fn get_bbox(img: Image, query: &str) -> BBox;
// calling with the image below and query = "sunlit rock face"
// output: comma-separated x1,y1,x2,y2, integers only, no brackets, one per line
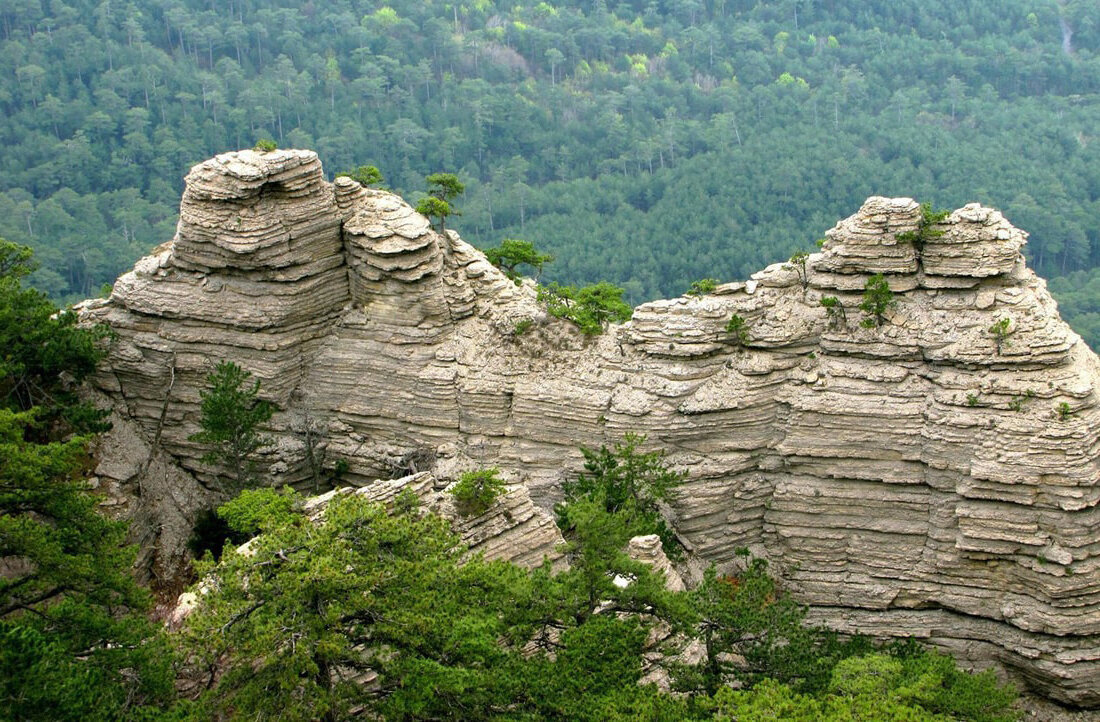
81,150,1100,706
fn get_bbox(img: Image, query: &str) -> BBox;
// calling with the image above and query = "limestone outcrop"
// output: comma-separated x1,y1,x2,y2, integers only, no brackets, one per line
80,149,1100,706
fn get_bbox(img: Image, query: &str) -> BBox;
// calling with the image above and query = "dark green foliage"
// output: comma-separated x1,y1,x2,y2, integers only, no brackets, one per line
513,317,534,335
539,280,633,335
1057,401,1074,421
189,361,274,490
449,468,507,516
725,314,749,345
0,239,109,435
675,558,871,699
711,648,1017,722
336,165,384,188
426,172,465,203
177,435,1021,722
896,202,950,257
884,640,1018,722
686,278,719,297
859,274,896,328
558,433,684,555
5,0,1100,349
179,492,532,721
253,138,277,152
484,238,553,283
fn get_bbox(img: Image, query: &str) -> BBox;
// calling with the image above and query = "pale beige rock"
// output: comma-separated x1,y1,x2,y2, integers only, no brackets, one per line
84,150,1100,707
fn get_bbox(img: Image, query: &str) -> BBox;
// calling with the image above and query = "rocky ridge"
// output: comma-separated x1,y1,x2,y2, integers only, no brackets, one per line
79,150,1100,706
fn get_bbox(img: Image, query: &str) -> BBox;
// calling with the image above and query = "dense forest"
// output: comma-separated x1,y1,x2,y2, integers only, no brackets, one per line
2,0,1100,346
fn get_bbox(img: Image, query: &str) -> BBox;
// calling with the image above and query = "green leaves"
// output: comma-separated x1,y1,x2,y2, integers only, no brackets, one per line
859,273,896,328
189,361,274,490
449,467,507,516
484,238,553,283
538,280,633,335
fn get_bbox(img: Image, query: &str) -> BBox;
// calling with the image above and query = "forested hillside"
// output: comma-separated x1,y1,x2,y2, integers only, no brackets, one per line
2,0,1100,343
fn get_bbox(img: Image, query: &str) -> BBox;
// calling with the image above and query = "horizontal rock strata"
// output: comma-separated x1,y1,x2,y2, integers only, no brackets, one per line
82,150,1100,707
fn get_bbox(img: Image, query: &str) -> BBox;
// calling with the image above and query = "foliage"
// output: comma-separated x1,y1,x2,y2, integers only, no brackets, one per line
675,558,870,698
820,295,846,330
710,647,1017,722
0,246,174,718
176,433,1023,721
216,486,300,536
785,251,811,290
416,172,465,232
188,361,274,491
859,273,896,328
539,280,632,335
0,239,109,436
484,238,553,283
414,195,454,233
178,493,533,721
252,138,277,152
988,317,1012,354
5,0,1100,350
725,313,749,345
686,278,719,297
513,317,534,335
336,164,384,188
896,202,950,256
558,433,683,555
1008,389,1034,412
449,468,507,516
1057,401,1074,421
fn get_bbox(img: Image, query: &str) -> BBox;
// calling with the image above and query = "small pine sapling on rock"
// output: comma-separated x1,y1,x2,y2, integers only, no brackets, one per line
859,274,896,328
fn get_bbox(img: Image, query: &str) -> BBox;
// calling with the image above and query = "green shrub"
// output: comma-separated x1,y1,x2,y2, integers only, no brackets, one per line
685,278,718,296
450,468,507,516
859,273,896,327
253,138,277,152
988,317,1012,354
725,314,749,345
538,281,632,335
513,318,534,335
336,164,384,188
217,487,301,536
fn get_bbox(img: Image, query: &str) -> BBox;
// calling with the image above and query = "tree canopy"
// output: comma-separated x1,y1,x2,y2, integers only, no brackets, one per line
1,1,1099,345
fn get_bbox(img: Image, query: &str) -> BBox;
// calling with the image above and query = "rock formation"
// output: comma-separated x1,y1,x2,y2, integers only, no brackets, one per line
79,150,1100,706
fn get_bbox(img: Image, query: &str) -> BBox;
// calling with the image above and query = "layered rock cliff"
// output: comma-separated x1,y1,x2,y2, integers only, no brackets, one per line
79,149,1100,706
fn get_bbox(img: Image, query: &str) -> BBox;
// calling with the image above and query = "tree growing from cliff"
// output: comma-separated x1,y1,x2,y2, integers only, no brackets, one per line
484,239,553,283
450,467,507,516
896,202,950,258
859,274,896,327
557,433,684,554
785,250,811,290
538,281,632,335
415,172,465,233
190,361,274,490
179,491,534,721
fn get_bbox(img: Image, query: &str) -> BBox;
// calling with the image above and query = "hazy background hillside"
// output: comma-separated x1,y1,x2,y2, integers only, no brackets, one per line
3,0,1100,344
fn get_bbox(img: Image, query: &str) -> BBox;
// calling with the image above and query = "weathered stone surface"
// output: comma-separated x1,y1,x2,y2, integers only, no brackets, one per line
83,151,1100,707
